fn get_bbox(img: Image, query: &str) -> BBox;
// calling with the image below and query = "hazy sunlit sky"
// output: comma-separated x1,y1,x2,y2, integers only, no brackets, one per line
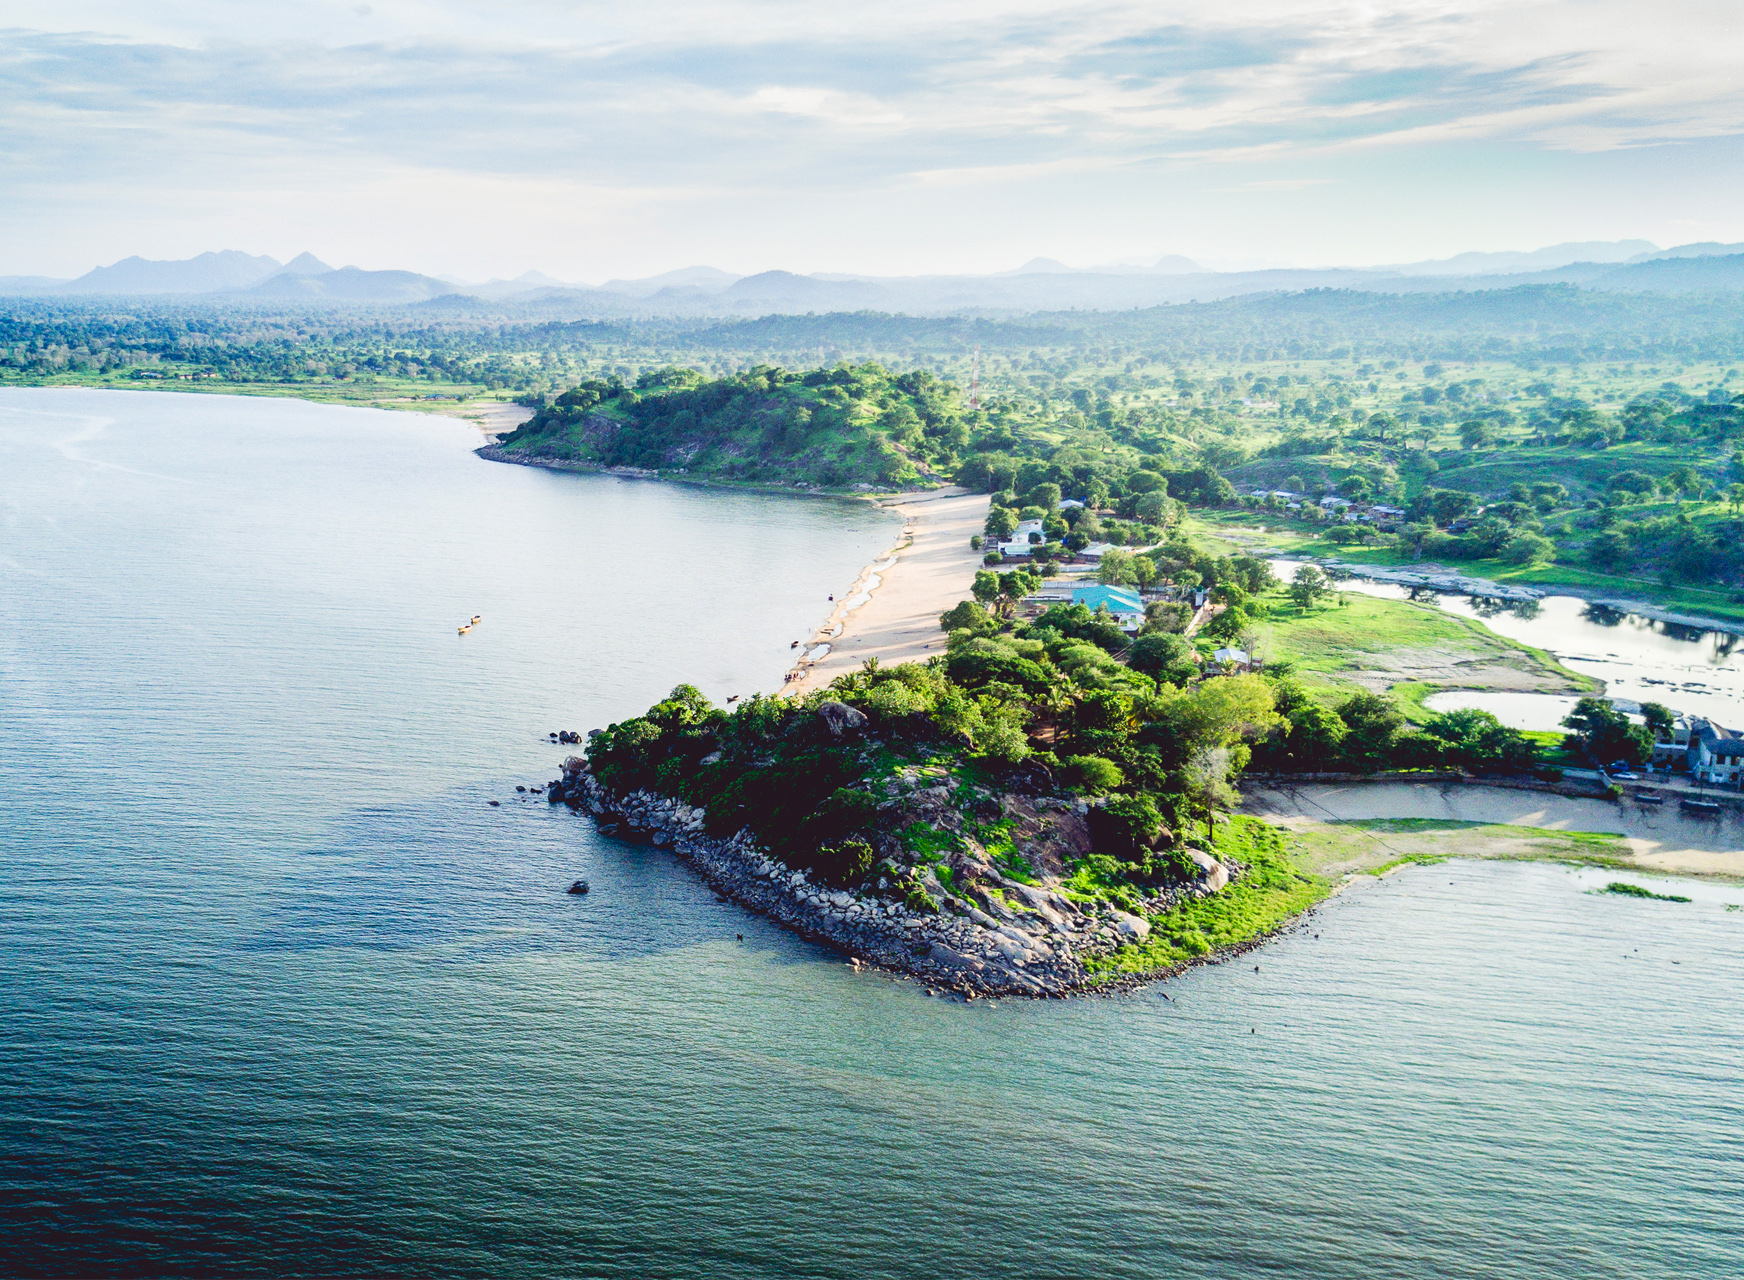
4,0,1742,281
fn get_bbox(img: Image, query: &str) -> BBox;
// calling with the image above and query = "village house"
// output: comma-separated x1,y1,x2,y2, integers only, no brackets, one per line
997,519,1046,558
1070,584,1144,631
1688,719,1744,786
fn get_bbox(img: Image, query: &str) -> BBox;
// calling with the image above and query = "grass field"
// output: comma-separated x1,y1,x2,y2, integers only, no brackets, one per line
1281,817,1639,878
1254,589,1594,696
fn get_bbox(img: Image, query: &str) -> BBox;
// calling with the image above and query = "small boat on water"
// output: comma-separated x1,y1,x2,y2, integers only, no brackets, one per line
471,615,482,623
1681,797,1721,815
458,623,473,634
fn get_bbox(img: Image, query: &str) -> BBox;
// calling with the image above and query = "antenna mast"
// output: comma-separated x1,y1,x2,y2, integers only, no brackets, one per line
969,346,981,411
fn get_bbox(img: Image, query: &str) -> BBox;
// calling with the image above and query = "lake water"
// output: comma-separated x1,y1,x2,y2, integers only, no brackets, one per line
4,390,1742,1278
1270,562,1744,730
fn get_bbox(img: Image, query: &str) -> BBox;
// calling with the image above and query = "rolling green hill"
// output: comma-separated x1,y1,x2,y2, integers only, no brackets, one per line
491,363,974,489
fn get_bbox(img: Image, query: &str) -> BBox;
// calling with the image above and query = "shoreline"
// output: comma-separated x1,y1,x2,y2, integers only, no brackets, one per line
1304,557,1744,637
1246,778,1744,880
553,767,1321,1000
474,441,913,505
783,488,991,695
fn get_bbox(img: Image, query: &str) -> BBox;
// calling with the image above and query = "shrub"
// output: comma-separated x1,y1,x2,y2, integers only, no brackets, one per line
1063,755,1125,793
810,839,876,888
1088,793,1166,860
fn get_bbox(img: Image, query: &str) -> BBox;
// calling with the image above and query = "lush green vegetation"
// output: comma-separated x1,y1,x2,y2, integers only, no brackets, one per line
1601,881,1691,903
1083,817,1327,976
9,287,1744,603
492,364,966,488
1282,819,1640,879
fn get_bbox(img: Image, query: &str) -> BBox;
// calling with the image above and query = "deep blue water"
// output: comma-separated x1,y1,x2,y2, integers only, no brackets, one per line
2,389,1741,1278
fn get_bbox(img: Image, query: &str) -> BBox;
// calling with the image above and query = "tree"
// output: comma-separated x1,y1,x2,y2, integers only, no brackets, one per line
1063,755,1124,793
1098,548,1138,586
971,570,1000,605
1337,690,1404,769
939,599,994,634
1421,709,1540,772
1640,701,1675,742
1130,556,1159,589
1183,746,1239,839
1134,491,1169,524
1288,564,1331,610
996,568,1041,612
1127,632,1196,683
984,506,1018,539
1459,419,1495,450
1501,532,1555,565
1561,696,1651,765
1142,600,1193,634
1587,530,1630,571
1088,793,1165,861
1728,482,1744,514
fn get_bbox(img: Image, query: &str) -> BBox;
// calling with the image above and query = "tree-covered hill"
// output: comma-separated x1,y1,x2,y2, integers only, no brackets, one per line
491,362,974,488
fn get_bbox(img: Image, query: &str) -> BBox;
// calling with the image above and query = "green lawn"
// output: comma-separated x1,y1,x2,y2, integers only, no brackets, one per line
1281,818,1642,879
1255,589,1593,695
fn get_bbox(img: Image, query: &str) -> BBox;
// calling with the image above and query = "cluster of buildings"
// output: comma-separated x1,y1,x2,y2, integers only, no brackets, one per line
995,518,1117,562
1653,714,1744,786
1247,489,1406,530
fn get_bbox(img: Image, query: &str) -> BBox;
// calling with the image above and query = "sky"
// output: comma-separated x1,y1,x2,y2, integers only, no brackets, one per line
4,0,1743,282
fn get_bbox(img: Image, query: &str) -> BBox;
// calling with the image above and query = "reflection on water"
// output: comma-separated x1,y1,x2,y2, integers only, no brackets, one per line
1269,559,1744,729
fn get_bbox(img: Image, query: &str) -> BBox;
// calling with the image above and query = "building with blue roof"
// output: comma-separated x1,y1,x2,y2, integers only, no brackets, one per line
1070,584,1144,629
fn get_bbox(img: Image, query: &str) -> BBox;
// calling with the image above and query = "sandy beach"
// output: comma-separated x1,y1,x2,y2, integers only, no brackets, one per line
452,399,535,437
1246,780,1744,879
785,487,991,694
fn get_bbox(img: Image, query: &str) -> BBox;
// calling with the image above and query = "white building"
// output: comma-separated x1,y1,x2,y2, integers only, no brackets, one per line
998,519,1046,558
1689,719,1744,785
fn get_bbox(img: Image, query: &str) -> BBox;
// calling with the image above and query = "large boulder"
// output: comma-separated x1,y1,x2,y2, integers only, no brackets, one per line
816,702,868,737
1112,910,1151,940
1184,848,1230,892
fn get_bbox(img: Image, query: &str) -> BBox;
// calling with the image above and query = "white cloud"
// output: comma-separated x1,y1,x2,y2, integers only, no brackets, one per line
1,0,1743,275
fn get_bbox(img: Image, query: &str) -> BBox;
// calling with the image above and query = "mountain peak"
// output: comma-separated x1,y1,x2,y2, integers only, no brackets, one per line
280,252,333,275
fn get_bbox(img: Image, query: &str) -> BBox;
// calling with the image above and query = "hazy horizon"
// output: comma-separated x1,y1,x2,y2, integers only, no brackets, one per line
4,1,1743,282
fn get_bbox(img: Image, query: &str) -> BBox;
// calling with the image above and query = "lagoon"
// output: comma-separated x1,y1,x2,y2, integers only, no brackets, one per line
2,390,1741,1278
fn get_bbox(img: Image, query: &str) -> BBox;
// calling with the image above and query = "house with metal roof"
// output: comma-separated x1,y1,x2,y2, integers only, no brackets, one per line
1069,584,1144,630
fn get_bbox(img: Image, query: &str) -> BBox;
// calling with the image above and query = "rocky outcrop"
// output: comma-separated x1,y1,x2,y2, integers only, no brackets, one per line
549,761,1242,998
816,702,869,737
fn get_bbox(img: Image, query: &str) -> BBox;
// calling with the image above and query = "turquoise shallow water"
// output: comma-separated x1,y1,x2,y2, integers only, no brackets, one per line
2,389,1742,1278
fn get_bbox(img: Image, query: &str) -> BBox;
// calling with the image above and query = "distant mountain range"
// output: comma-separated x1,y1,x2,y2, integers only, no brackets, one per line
6,240,1744,313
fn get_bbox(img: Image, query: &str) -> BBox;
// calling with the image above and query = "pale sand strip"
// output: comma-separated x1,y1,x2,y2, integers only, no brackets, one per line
785,488,991,695
452,400,535,437
1247,781,1744,879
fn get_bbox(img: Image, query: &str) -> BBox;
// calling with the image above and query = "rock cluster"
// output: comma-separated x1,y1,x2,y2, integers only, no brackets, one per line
545,756,1237,998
